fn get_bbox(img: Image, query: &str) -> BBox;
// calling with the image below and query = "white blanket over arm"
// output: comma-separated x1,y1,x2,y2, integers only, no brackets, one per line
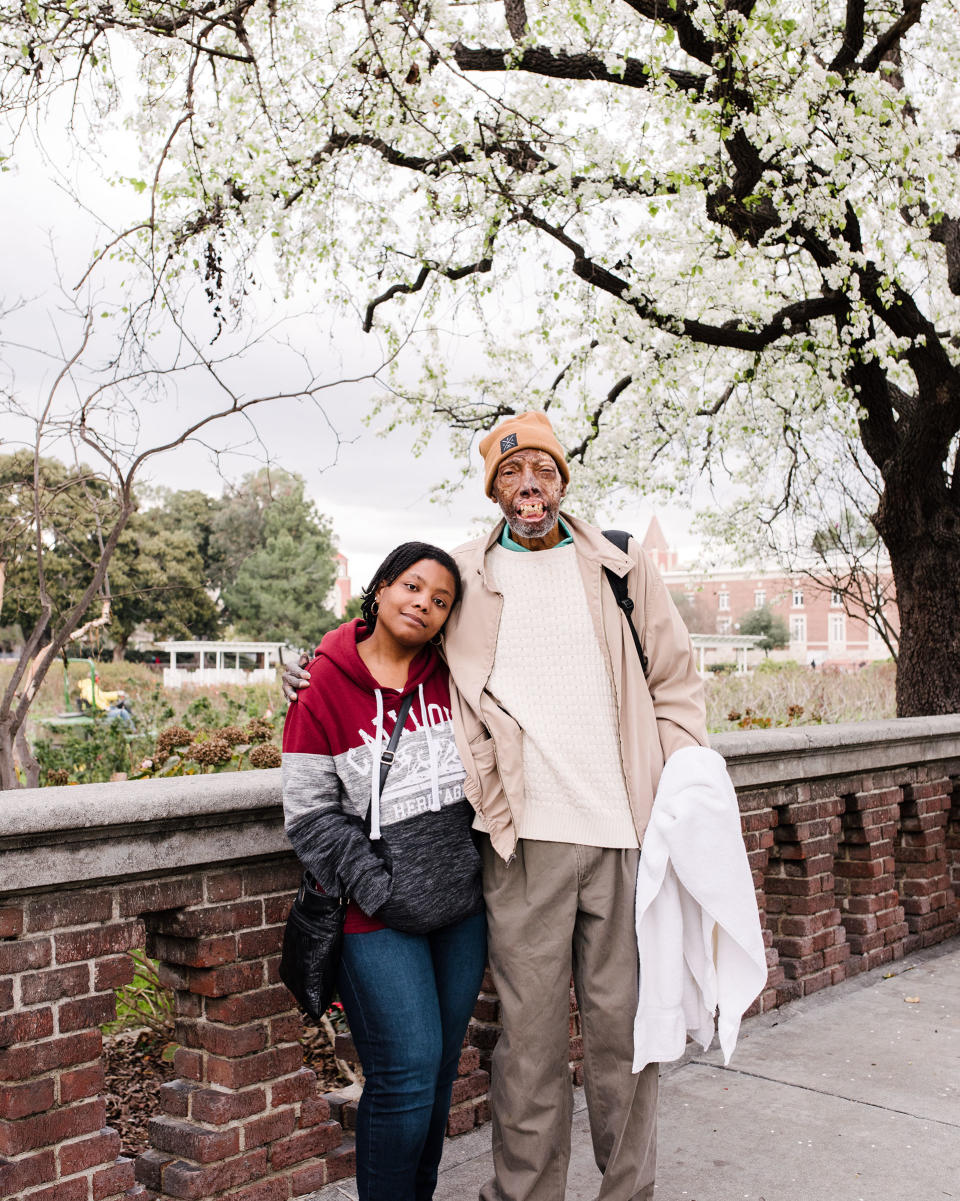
633,745,768,1071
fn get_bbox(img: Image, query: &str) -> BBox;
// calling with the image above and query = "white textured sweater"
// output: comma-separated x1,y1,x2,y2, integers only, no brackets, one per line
485,543,638,848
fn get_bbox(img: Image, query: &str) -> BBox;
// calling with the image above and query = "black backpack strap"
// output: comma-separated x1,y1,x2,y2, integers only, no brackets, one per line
378,690,416,795
602,529,649,678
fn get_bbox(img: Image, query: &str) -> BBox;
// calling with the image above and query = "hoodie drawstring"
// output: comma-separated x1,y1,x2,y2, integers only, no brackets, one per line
370,689,384,840
419,684,442,812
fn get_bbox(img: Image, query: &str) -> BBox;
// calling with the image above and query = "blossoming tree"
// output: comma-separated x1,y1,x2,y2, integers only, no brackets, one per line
2,0,959,715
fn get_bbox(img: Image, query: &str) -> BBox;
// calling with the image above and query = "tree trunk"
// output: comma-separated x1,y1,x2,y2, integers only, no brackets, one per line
881,513,960,717
0,715,42,789
15,723,40,788
112,634,129,664
0,718,18,790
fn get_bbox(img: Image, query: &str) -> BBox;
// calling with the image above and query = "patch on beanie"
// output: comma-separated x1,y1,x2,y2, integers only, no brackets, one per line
500,432,519,453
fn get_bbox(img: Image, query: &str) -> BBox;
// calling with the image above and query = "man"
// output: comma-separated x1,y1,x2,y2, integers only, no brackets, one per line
285,410,707,1200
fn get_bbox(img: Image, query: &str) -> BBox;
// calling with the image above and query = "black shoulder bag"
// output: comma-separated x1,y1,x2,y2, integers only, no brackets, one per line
279,690,415,1020
602,528,649,677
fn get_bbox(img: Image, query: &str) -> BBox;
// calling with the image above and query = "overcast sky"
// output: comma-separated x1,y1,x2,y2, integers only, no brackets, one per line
0,117,702,593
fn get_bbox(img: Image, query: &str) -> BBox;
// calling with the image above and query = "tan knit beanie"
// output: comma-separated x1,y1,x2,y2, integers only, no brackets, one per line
478,411,569,498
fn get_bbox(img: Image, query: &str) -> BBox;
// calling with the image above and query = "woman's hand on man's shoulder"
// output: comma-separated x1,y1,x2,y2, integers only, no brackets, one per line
282,653,312,703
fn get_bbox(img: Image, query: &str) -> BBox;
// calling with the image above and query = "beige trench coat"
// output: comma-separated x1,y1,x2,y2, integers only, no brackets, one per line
441,512,708,861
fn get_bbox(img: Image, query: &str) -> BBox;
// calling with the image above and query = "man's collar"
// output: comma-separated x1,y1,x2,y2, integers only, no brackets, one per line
498,516,574,552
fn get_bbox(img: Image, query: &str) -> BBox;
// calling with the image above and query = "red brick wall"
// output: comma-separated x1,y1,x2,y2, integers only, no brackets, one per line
469,760,957,1067
1,859,357,1201
2,752,959,1199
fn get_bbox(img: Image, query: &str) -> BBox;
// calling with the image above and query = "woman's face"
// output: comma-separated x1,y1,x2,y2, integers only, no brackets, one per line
374,558,458,648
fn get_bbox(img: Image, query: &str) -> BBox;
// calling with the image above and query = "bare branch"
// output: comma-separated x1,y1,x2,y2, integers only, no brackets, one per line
72,225,153,292
363,257,493,332
364,266,431,333
2,315,94,711
547,340,600,400
567,375,633,463
0,269,399,786
696,381,737,418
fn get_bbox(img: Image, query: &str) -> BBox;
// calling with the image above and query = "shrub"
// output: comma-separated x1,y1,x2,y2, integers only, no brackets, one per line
134,714,281,780
249,744,281,768
214,725,248,746
103,950,173,1036
183,694,218,729
20,663,282,785
185,738,233,766
33,716,133,785
244,717,275,743
155,725,193,758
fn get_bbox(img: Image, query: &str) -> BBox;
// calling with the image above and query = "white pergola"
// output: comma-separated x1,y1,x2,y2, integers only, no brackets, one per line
156,641,285,689
689,633,763,676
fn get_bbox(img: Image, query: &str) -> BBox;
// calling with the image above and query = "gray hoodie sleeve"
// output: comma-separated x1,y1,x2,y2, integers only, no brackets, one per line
282,750,393,915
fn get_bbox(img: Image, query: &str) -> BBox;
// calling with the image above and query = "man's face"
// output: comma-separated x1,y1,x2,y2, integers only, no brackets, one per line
492,449,566,542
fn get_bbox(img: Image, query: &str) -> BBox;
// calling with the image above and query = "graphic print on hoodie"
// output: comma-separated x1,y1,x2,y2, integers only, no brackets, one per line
282,619,483,935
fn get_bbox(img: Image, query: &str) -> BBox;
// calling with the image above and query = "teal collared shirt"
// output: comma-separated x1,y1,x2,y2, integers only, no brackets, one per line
499,517,574,551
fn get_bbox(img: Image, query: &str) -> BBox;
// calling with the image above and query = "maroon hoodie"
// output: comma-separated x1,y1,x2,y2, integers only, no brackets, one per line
281,620,482,934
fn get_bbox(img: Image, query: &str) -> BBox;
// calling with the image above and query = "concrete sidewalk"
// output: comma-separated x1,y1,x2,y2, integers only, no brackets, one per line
311,939,960,1201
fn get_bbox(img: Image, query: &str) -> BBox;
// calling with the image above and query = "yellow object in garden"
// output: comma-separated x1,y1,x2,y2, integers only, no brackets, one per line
77,677,122,711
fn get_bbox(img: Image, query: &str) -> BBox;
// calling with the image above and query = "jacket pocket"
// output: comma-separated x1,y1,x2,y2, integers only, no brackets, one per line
465,734,499,815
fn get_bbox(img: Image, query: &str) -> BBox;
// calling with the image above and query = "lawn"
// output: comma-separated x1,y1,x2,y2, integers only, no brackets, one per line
704,658,896,732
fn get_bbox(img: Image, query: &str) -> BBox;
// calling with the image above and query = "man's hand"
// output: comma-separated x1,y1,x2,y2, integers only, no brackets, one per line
282,653,311,702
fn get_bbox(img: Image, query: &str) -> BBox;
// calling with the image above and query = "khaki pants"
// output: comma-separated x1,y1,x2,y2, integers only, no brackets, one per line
479,838,658,1201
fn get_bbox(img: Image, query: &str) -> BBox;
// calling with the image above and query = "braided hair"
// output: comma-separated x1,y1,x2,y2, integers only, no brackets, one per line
360,542,462,631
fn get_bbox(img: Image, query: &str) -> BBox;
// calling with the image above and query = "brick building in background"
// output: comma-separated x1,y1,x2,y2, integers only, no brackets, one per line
641,517,899,666
329,552,352,618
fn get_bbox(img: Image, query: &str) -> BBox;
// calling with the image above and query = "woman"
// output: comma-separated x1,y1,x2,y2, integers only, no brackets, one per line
281,542,485,1201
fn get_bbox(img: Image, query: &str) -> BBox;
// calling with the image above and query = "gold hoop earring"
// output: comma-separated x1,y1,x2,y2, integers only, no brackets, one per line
371,601,379,616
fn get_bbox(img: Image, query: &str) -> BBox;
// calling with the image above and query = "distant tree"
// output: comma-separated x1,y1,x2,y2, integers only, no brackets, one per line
805,509,899,661
216,469,339,646
739,607,790,657
0,451,111,637
0,285,378,789
669,589,710,635
343,595,364,624
106,513,222,661
150,489,224,589
209,472,280,597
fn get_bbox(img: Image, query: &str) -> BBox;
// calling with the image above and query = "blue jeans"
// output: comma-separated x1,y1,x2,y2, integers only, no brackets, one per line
337,910,487,1201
